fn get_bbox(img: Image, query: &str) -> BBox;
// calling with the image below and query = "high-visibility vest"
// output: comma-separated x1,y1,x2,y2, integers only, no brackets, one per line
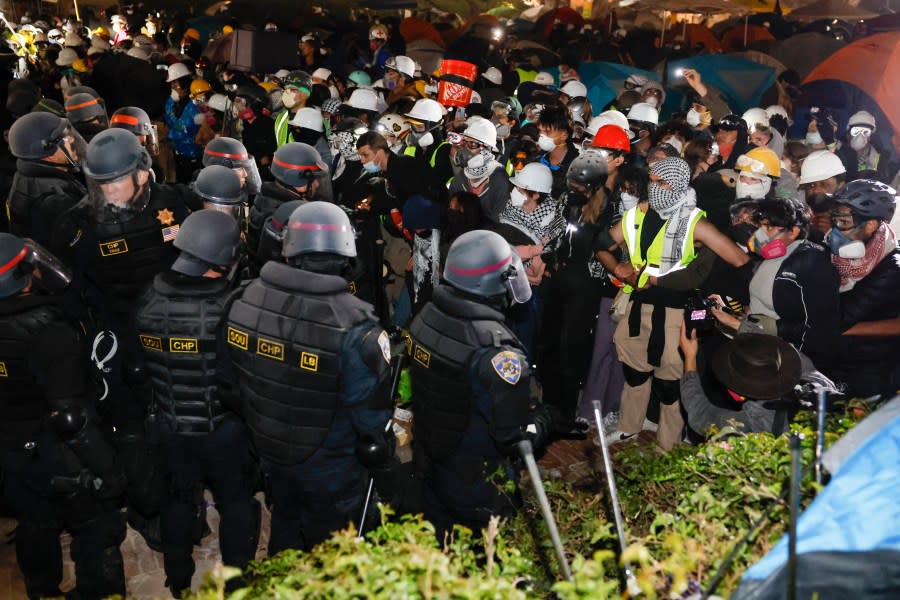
621,206,705,289
515,68,537,84
402,141,449,168
274,109,294,147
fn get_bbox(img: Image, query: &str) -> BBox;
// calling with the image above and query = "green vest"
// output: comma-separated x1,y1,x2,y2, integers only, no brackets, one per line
274,109,295,147
403,141,449,168
621,206,705,289
515,68,537,85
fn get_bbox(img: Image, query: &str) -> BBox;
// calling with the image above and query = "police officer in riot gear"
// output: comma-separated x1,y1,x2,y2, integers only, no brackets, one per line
6,112,87,247
247,142,332,271
201,136,263,196
256,199,305,267
110,106,163,182
0,234,126,599
134,210,259,597
224,201,393,553
51,128,200,548
408,230,567,537
193,165,248,228
64,92,110,142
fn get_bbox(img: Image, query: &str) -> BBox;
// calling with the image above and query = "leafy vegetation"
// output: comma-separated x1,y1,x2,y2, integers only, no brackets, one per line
187,402,869,599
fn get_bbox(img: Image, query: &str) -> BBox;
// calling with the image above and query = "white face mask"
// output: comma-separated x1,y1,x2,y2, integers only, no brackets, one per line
620,191,640,210
282,88,300,109
735,177,771,200
417,131,434,148
170,90,181,102
537,134,556,152
806,131,823,146
643,95,659,108
850,134,868,151
510,187,527,207
686,108,702,127
329,85,339,99
662,136,683,154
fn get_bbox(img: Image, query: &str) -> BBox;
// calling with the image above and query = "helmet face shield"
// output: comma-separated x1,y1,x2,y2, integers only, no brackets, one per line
504,247,532,304
47,119,88,170
203,147,262,195
21,238,73,294
86,170,150,223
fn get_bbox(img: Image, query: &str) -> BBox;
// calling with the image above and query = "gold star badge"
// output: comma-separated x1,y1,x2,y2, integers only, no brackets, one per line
156,208,175,226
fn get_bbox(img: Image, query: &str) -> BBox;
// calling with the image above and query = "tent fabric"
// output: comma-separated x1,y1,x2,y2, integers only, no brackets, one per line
668,54,776,114
823,396,900,475
399,17,446,49
770,32,845,79
729,50,787,76
721,24,776,52
788,0,881,21
676,23,722,53
804,32,900,149
734,403,900,599
539,7,585,40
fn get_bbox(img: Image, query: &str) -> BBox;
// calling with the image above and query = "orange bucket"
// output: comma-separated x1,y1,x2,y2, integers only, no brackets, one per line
438,59,478,108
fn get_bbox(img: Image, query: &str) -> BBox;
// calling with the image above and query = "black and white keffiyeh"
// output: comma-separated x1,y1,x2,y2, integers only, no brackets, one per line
500,196,566,253
648,157,697,275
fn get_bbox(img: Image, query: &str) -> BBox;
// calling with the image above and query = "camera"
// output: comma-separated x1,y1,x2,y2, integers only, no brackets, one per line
684,295,717,335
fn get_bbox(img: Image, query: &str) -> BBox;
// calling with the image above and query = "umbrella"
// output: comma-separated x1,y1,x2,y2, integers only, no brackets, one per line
804,31,900,148
729,50,788,76
668,54,777,113
721,23,776,51
770,32,845,79
399,17,446,48
539,7,585,39
677,23,723,53
788,0,881,21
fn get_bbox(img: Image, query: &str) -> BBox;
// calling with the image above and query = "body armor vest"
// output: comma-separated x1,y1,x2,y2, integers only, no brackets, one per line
408,286,522,461
135,272,236,434
226,261,376,464
0,298,67,453
247,182,301,262
7,160,86,247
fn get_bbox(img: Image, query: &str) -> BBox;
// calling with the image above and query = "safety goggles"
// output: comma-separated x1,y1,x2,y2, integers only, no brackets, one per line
830,209,859,231
849,126,872,138
510,153,529,170
462,139,483,151
735,154,768,177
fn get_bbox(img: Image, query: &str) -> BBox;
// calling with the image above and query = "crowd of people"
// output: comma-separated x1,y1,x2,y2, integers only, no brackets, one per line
1,4,898,599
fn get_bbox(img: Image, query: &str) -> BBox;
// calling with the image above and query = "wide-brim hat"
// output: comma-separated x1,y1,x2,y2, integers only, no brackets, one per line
712,333,802,400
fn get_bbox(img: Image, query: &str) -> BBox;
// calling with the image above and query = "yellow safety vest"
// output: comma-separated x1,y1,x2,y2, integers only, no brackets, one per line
274,109,294,148
402,141,448,168
515,67,537,84
621,206,705,289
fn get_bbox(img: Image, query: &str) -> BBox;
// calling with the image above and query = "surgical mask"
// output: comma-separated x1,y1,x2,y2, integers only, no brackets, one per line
620,191,640,210
662,136,683,154
826,227,866,259
170,90,181,102
717,141,735,159
806,131,823,146
510,187,527,207
735,177,771,200
749,227,787,259
282,88,300,109
686,108,702,127
362,160,381,174
416,131,434,148
643,96,659,108
537,134,556,152
850,134,868,151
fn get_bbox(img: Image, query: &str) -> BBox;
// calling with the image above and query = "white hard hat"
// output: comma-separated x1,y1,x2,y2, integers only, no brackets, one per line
207,93,229,113
847,110,876,131
586,109,630,137
289,107,324,132
274,69,291,80
741,107,769,133
311,67,332,81
765,104,789,121
482,66,502,86
534,72,555,86
627,102,659,126
470,90,481,104
510,162,553,195
166,62,192,83
56,48,78,67
347,88,379,112
625,73,649,91
64,32,83,47
126,46,150,61
405,98,444,123
376,113,410,137
132,34,153,50
799,150,847,185
463,116,498,151
386,55,416,79
560,80,587,99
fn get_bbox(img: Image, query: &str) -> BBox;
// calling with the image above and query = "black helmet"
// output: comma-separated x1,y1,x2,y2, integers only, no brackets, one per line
65,92,109,141
202,137,262,195
193,165,245,221
83,129,153,223
717,113,745,132
271,142,327,189
110,106,157,154
0,234,72,297
257,199,305,265
8,112,85,164
171,209,241,276
283,201,356,259
832,179,897,222
63,85,103,104
566,149,609,190
443,230,530,304
234,85,268,111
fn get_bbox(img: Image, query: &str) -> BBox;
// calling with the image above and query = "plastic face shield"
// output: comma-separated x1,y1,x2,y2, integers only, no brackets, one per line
503,247,532,304
23,238,73,293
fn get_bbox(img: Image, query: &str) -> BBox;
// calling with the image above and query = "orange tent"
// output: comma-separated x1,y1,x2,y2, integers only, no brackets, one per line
399,17,446,49
805,31,900,149
677,23,722,53
721,24,775,52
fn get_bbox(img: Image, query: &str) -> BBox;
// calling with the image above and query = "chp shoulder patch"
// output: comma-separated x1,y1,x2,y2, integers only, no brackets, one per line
377,330,391,364
491,351,522,385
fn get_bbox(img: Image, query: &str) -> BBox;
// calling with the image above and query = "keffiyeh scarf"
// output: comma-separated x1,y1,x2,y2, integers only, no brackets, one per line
832,221,896,291
648,157,697,275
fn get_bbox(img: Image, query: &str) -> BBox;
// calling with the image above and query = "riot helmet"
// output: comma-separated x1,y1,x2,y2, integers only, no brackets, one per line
282,201,357,275
270,142,332,201
257,200,305,266
0,233,73,297
202,137,262,195
8,112,86,170
192,165,246,222
64,92,109,141
443,230,531,304
83,128,153,224
110,106,158,156
171,209,242,277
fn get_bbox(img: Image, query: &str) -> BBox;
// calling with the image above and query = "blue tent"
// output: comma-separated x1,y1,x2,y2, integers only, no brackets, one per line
732,397,900,600
667,55,777,114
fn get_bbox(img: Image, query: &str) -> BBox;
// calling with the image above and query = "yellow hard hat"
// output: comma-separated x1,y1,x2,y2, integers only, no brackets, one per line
184,28,201,41
222,25,234,35
93,26,110,38
190,79,212,99
258,81,279,92
736,146,781,178
72,59,89,73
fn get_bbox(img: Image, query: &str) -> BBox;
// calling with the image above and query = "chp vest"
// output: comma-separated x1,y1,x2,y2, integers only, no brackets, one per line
247,182,304,262
88,184,187,298
226,261,377,464
0,300,67,453
135,273,236,434
408,288,523,461
621,205,705,289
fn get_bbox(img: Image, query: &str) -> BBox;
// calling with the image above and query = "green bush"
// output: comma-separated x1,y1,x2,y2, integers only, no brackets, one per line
187,403,868,599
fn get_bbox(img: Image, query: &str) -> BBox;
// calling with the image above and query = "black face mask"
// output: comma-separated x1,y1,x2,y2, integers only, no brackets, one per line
291,128,320,146
566,190,589,207
729,222,757,245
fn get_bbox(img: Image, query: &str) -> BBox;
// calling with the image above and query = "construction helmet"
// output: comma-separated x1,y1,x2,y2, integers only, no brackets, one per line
289,107,324,132
369,24,389,41
736,147,781,178
166,62,192,83
463,116,498,151
509,161,553,195
405,98,444,124
741,107,769,133
189,79,212,100
591,124,631,153
799,150,846,185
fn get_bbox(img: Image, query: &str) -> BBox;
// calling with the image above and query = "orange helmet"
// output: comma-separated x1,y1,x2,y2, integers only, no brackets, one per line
591,124,631,153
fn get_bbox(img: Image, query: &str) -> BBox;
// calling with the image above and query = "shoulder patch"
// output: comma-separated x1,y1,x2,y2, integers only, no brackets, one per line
377,330,391,364
491,351,522,385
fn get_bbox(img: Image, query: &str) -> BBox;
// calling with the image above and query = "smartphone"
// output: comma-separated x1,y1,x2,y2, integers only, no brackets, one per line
456,107,466,121
674,68,685,77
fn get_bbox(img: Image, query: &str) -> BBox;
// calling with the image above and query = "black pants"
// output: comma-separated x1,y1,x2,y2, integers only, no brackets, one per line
2,451,125,600
158,417,260,593
539,272,607,419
